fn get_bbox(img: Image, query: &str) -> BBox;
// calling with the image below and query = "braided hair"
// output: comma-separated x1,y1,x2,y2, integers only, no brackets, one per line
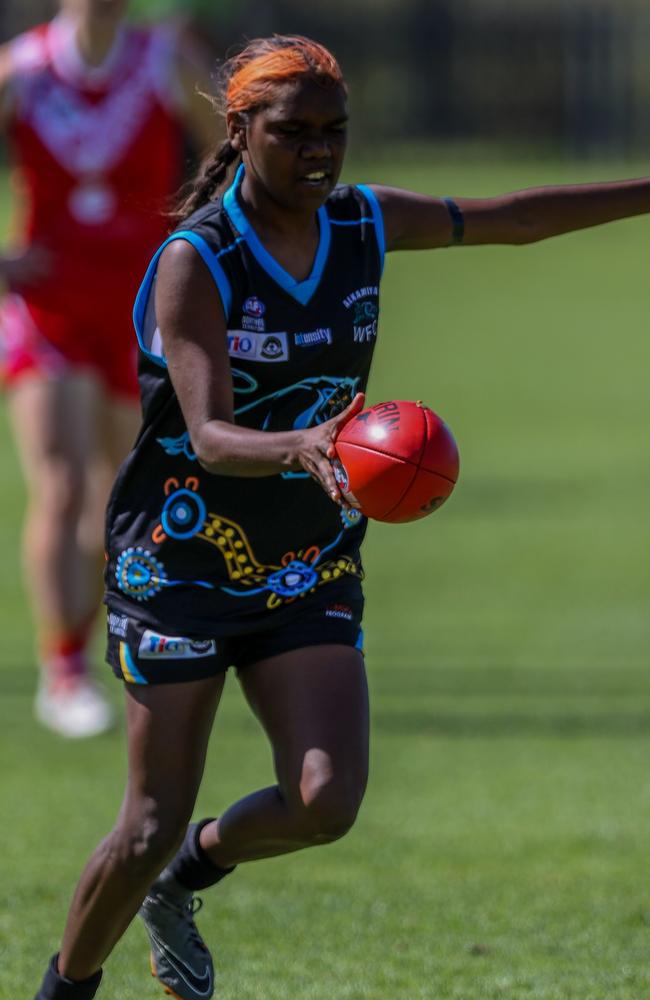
172,35,346,225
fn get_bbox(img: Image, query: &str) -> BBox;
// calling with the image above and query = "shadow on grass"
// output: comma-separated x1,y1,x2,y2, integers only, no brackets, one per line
373,709,650,738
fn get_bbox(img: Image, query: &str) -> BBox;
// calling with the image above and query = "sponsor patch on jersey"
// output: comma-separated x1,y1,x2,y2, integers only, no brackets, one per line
138,630,217,660
244,296,266,318
108,612,129,638
241,315,266,332
294,328,332,347
227,331,289,362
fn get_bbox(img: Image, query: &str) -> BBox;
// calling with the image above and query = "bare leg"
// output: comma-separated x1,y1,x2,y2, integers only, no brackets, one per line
199,644,369,866
57,674,224,981
7,374,139,673
76,390,140,614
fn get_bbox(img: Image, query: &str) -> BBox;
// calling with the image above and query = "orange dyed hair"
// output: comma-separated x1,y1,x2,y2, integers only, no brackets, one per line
171,36,345,224
222,35,346,117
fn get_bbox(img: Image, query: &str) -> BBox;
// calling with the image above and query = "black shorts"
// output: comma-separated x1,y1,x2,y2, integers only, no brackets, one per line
106,594,364,685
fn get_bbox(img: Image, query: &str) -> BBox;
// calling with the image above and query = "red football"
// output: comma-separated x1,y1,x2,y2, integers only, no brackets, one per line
332,400,459,523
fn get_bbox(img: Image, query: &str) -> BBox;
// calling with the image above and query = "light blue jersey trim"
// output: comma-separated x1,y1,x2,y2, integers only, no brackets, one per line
330,217,375,226
356,184,386,275
132,231,236,367
223,164,331,306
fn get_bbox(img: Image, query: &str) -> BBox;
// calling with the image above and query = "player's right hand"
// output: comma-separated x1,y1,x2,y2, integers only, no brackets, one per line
295,392,365,507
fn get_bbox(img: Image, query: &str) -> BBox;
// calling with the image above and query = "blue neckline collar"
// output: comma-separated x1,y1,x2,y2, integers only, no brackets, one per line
223,163,331,307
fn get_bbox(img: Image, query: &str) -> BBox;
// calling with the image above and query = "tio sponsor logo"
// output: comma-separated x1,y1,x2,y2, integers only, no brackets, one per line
228,333,255,357
138,630,217,660
227,330,288,363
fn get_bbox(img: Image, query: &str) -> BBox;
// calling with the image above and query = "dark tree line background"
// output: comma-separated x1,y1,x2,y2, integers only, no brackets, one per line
2,0,650,158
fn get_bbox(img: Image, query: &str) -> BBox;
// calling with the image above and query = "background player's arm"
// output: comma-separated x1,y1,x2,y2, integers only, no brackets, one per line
0,43,13,131
372,180,650,251
156,240,363,500
0,44,50,286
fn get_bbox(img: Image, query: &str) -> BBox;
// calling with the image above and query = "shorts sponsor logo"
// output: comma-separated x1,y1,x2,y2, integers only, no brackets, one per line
294,327,332,347
138,630,217,660
325,604,354,621
227,330,288,362
108,613,128,638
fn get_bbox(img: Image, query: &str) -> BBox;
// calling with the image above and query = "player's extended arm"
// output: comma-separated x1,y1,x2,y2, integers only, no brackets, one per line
372,179,650,251
155,240,363,498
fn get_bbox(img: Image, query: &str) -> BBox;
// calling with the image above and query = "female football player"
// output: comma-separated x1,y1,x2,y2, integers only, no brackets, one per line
33,33,650,1000
0,0,217,737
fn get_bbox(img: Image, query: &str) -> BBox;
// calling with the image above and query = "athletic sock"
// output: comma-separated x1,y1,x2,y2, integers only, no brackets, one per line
40,630,91,687
162,818,235,892
34,954,102,1000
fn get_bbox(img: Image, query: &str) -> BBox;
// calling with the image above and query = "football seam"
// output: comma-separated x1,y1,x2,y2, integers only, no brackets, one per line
380,404,430,519
337,441,457,484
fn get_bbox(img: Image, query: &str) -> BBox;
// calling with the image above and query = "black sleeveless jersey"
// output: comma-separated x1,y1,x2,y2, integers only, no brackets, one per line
104,165,385,636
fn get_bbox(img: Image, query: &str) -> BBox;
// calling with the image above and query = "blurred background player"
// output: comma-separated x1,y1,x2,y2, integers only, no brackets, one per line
0,0,218,737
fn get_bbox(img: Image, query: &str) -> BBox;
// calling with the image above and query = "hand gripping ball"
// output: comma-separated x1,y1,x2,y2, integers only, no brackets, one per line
332,400,459,523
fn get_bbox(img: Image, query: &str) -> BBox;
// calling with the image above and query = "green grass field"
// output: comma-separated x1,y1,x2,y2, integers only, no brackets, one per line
1,157,650,999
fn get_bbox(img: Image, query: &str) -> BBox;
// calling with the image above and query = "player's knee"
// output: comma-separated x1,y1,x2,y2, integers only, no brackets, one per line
38,457,85,523
298,777,366,845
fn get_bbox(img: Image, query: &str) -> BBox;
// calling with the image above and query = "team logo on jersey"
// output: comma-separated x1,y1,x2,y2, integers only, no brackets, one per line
342,287,379,343
294,328,332,348
342,286,379,309
227,331,289,362
138,630,217,660
242,297,266,331
352,299,378,342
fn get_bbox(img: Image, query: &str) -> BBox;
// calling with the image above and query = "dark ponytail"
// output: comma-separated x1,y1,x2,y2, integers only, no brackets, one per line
170,138,240,228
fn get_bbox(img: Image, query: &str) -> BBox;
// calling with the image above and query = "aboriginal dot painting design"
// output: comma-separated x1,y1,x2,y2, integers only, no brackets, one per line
115,547,167,602
116,475,362,609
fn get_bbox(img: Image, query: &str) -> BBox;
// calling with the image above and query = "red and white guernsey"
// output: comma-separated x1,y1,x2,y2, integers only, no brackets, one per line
1,15,188,393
